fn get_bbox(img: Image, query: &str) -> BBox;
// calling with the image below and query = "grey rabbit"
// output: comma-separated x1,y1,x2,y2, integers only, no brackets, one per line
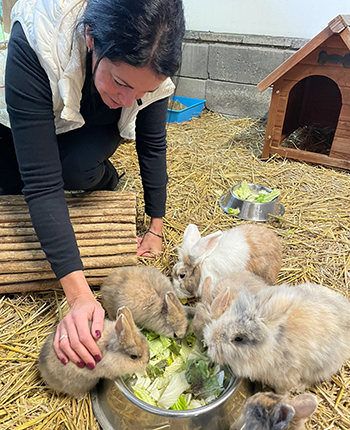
101,265,188,338
191,271,268,339
204,282,350,393
38,306,150,398
231,391,318,430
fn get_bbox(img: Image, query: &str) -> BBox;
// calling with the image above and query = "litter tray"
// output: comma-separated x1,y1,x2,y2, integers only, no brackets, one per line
167,95,206,123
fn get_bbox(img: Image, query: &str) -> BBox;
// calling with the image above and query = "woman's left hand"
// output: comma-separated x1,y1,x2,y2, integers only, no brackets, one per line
137,217,163,258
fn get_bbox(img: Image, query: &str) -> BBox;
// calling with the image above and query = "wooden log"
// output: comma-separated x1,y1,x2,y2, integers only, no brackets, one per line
0,276,111,294
0,190,138,293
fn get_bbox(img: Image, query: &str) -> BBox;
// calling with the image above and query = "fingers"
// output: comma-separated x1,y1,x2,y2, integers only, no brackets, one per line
53,299,105,370
136,233,162,258
90,304,105,341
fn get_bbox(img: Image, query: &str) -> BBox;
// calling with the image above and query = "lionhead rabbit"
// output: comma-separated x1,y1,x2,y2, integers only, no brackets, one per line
101,266,188,338
171,223,282,298
204,283,350,393
231,391,318,430
191,271,268,339
38,306,149,398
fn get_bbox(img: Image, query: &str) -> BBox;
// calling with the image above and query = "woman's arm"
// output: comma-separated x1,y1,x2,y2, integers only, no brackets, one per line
135,96,168,256
5,22,103,367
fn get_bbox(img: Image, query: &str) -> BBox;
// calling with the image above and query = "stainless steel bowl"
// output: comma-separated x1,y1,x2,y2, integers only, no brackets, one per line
219,183,285,222
91,307,257,430
91,373,255,430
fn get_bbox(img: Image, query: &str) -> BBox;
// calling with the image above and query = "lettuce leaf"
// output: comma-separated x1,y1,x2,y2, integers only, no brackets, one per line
171,395,188,411
157,370,191,409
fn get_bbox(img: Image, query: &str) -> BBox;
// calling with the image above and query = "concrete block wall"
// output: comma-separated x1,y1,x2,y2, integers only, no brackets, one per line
173,31,309,119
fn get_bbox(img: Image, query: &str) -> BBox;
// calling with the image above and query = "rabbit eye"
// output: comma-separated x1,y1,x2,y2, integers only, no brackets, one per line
130,354,138,360
234,336,244,342
179,273,186,279
173,333,178,339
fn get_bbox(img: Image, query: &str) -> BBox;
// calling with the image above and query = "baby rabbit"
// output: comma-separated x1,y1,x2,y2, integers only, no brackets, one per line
101,266,188,339
191,271,268,340
38,306,149,398
172,223,282,298
204,282,350,393
232,391,318,430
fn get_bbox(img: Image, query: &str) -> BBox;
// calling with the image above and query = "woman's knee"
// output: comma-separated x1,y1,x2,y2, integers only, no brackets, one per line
62,158,118,191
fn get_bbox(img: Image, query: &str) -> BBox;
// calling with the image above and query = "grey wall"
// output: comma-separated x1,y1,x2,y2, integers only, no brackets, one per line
173,31,309,119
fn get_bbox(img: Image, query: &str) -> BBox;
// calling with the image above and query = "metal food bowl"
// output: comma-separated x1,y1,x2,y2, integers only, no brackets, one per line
91,370,255,430
91,307,256,430
219,183,285,222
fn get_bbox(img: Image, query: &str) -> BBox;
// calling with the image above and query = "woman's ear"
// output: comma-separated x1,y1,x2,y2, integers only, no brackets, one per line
85,25,94,51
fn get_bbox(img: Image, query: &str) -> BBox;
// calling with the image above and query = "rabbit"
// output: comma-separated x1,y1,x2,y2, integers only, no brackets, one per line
204,282,350,393
38,306,150,398
171,223,282,299
191,271,268,340
231,391,318,430
100,265,188,339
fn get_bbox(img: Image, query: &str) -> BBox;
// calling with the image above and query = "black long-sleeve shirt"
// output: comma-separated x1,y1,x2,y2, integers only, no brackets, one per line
5,22,169,279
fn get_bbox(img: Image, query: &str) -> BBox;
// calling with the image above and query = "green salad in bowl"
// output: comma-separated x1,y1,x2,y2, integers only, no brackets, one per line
122,330,227,411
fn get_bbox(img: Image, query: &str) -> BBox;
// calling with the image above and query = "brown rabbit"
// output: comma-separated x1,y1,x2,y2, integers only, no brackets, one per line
172,223,282,299
204,282,350,393
191,271,268,339
231,391,318,430
101,266,188,339
38,306,149,398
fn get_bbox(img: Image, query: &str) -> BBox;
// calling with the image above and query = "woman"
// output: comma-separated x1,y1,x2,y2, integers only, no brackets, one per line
0,0,185,369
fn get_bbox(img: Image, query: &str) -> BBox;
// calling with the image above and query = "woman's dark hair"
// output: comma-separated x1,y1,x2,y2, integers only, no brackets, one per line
80,0,186,77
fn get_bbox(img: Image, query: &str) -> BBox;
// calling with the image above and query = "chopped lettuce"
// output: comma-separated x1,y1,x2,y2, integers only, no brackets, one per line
228,207,240,216
233,180,280,203
185,359,223,400
126,330,227,410
133,387,158,406
171,395,188,411
157,370,191,409
253,188,280,203
234,180,251,200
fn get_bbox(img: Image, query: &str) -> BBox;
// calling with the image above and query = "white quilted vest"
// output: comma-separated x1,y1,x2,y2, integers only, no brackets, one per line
0,0,174,139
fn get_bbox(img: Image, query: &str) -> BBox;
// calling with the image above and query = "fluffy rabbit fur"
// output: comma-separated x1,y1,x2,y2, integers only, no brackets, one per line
231,392,318,430
101,266,188,339
204,283,350,393
38,307,149,398
191,271,268,339
172,223,282,298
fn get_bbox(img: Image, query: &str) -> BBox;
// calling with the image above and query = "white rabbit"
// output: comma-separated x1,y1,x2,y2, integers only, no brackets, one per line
204,282,350,393
231,391,318,430
101,265,188,339
172,223,282,298
38,306,150,398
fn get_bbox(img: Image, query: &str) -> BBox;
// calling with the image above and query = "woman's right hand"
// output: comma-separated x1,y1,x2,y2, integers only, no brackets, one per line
54,271,105,369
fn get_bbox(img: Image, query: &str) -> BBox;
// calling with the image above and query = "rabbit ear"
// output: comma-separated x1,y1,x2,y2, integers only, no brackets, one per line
211,287,231,319
191,230,223,262
272,403,295,429
201,277,213,305
116,306,137,343
182,224,201,249
164,291,183,314
288,394,318,419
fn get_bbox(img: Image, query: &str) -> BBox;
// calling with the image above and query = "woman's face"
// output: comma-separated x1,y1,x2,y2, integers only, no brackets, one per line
91,54,167,109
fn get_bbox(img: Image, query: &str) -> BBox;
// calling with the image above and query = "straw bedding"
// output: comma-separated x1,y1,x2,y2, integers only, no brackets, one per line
1,110,350,429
